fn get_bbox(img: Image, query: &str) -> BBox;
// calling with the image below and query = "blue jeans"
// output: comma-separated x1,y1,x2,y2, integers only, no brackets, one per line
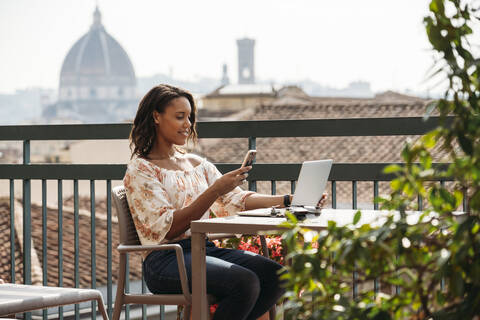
143,239,286,320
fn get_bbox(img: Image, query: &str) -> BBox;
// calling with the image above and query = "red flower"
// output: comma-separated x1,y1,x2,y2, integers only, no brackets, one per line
213,235,285,264
210,304,218,314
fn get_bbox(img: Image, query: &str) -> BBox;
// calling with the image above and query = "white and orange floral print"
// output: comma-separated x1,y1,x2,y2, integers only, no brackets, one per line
123,157,253,245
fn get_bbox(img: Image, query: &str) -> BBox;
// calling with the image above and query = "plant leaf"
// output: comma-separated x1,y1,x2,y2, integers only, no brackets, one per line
353,210,362,225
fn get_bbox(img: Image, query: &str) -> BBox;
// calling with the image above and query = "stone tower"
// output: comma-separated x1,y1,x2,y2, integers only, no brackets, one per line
236,38,255,84
221,64,230,86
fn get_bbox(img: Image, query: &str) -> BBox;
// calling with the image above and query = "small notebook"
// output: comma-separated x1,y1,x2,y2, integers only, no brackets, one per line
237,208,286,217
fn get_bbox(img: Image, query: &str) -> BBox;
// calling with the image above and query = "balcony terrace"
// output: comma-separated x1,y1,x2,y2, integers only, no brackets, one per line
0,111,454,320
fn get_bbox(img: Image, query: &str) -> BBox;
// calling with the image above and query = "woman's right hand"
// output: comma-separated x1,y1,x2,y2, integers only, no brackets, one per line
212,166,251,196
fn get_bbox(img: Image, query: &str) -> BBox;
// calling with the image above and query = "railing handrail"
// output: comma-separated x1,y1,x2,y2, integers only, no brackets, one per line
0,116,452,140
0,163,451,181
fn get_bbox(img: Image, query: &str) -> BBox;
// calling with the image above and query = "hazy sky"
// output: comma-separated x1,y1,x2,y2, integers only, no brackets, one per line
0,0,440,94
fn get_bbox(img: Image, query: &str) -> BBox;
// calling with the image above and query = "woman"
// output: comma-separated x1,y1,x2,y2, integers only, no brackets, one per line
124,84,324,320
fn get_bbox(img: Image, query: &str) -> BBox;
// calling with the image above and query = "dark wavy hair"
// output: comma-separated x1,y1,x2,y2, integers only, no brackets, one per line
129,84,198,159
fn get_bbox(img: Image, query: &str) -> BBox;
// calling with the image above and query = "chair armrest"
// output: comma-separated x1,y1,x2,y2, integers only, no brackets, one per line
117,243,191,301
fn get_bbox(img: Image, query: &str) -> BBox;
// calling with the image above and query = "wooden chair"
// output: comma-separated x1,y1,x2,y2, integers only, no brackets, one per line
112,186,194,320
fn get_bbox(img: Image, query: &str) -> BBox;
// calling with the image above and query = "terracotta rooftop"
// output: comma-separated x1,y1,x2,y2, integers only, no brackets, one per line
0,198,143,288
196,99,446,207
0,200,23,283
205,83,278,98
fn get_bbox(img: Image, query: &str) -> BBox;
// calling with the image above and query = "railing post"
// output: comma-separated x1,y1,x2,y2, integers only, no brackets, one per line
352,179,358,300
352,181,357,209
22,140,31,284
42,179,48,320
58,179,64,320
74,179,80,320
23,140,32,320
107,180,113,319
248,137,256,192
10,179,15,284
331,181,336,209
90,180,97,320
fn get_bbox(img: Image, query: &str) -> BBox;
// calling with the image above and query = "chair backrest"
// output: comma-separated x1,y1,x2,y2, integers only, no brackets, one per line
112,185,141,246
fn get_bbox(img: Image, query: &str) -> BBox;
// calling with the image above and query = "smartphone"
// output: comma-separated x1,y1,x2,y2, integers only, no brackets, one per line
241,150,256,167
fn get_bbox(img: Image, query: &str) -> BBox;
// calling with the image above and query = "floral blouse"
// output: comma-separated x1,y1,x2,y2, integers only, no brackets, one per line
123,156,254,245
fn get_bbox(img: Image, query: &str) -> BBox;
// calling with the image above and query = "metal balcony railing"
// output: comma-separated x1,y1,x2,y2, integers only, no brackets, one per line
0,117,454,320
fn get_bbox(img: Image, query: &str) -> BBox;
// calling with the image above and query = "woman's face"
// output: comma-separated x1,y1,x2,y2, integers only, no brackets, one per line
153,97,192,146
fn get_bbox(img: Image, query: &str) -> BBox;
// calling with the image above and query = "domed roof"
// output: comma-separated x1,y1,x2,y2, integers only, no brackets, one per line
59,7,135,86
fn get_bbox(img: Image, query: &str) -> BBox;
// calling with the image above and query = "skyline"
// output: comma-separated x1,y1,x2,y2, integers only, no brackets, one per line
1,0,442,95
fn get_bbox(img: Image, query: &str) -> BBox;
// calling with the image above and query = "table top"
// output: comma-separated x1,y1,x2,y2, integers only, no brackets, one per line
190,208,408,234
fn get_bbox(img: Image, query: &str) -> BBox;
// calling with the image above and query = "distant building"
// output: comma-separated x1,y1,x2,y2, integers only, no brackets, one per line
221,64,230,86
298,80,374,98
44,6,137,123
237,38,255,84
202,83,279,110
0,88,55,125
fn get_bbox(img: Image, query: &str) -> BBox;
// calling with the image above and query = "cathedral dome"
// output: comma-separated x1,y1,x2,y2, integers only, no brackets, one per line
59,6,135,91
53,6,137,123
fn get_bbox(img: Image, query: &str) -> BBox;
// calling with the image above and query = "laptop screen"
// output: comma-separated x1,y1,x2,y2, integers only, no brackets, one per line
291,159,333,207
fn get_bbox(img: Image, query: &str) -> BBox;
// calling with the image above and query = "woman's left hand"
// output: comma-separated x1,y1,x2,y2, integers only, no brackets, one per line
317,192,328,208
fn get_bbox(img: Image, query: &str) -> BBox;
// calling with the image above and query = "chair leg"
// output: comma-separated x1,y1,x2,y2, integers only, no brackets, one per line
112,253,127,320
97,297,109,320
268,307,276,320
112,300,123,320
184,304,191,320
112,291,124,320
259,235,269,258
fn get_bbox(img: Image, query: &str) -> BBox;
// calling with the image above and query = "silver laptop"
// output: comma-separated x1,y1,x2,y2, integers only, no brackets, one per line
238,159,333,217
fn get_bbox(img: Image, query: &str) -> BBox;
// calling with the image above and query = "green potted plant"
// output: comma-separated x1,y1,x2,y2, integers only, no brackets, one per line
280,0,480,318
